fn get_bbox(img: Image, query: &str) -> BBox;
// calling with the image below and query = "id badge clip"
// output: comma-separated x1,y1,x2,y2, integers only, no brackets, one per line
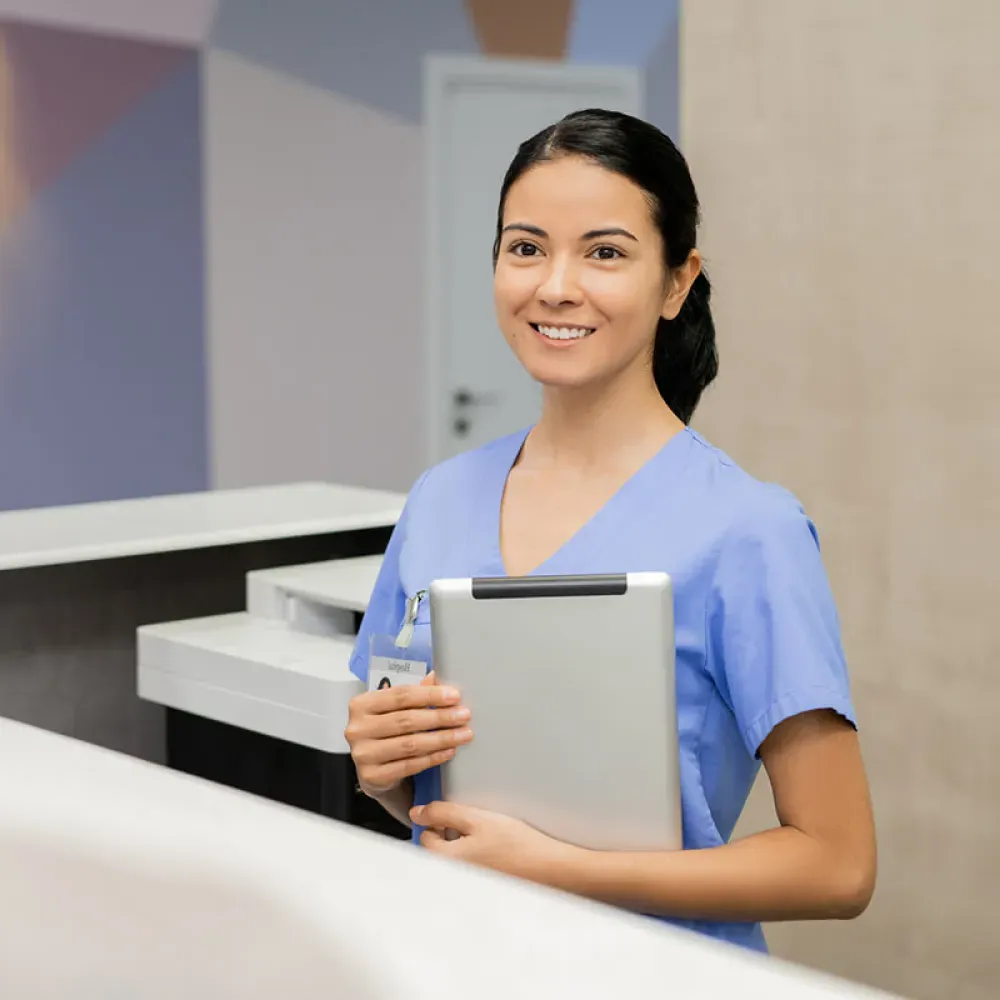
368,590,430,692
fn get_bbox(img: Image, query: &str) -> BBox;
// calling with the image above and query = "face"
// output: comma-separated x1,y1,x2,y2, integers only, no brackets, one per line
493,155,695,396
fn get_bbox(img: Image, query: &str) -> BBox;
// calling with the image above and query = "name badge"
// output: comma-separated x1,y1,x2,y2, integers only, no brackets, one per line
368,652,428,691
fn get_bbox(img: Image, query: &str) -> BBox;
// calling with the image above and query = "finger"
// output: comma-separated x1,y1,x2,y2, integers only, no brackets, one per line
420,828,451,851
411,801,477,836
357,705,470,742
354,726,473,769
361,747,459,789
420,670,437,686
351,681,459,717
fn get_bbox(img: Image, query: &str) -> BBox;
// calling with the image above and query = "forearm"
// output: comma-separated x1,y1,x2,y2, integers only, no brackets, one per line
363,778,415,829
547,826,873,923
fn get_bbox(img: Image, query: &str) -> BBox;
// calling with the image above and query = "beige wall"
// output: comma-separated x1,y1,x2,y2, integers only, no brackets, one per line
682,2,1000,999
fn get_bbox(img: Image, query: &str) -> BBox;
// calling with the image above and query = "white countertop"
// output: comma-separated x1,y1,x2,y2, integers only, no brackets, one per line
0,483,404,571
0,720,900,1000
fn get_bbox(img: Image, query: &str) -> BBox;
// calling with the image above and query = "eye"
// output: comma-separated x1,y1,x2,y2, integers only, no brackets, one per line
589,245,624,261
508,240,542,258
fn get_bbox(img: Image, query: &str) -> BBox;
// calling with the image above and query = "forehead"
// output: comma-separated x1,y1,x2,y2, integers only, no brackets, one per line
502,156,654,232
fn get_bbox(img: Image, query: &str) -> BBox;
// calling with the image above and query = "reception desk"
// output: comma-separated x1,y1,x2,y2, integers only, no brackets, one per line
0,484,403,764
0,719,903,1000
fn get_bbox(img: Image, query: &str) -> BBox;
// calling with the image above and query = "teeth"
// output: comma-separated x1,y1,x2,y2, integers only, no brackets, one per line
536,325,594,341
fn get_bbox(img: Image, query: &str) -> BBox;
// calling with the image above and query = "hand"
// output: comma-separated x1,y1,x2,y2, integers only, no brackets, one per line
345,672,474,794
411,801,575,883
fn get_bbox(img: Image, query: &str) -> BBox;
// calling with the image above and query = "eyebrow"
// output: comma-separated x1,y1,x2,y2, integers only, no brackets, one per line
501,223,638,242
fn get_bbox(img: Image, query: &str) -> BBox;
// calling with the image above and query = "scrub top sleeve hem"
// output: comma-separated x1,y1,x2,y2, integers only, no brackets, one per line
348,650,367,683
743,687,858,760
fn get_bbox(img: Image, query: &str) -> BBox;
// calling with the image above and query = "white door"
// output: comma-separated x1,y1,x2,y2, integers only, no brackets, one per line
424,56,642,465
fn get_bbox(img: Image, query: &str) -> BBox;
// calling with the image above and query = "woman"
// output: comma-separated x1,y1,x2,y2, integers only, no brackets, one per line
344,109,876,953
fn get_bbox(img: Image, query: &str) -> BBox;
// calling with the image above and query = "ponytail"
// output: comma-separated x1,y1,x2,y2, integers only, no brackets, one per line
652,269,718,425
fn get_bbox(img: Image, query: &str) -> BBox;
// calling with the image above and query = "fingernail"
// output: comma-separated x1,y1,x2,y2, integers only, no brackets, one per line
441,686,460,701
455,728,473,742
450,707,471,722
410,806,423,820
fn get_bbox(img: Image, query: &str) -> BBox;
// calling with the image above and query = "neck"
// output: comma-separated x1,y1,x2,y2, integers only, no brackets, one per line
526,372,684,471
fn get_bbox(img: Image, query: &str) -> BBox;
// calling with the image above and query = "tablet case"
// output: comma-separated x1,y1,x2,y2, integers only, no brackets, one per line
429,573,681,852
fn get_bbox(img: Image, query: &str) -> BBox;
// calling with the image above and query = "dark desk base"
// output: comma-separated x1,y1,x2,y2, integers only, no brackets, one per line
0,526,391,764
166,708,410,840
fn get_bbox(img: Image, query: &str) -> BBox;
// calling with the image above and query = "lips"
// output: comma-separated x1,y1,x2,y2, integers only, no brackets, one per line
530,323,596,341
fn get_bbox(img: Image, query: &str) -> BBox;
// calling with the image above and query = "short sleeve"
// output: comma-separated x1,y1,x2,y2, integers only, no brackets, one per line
707,491,857,758
348,470,429,684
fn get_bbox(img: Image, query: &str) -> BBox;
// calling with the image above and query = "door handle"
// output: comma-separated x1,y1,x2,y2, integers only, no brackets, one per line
452,388,499,438
453,389,500,408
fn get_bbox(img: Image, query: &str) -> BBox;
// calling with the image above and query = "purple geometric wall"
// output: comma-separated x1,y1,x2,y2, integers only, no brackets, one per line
0,18,208,509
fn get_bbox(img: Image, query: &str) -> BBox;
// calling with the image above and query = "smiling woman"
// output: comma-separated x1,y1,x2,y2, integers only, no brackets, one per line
343,109,876,956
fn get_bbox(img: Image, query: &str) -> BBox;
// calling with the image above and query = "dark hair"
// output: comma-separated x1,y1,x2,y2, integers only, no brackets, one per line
492,109,718,424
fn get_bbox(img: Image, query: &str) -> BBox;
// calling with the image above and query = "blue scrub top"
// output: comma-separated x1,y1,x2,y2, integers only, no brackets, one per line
349,427,856,953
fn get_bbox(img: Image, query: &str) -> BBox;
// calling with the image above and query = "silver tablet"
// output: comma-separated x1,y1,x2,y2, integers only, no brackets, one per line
429,572,681,853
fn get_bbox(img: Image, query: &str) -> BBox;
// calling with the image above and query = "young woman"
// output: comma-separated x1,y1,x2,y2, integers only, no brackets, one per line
344,109,876,953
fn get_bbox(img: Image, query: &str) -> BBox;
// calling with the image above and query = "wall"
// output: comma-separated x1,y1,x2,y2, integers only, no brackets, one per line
0,18,208,510
682,3,1000,999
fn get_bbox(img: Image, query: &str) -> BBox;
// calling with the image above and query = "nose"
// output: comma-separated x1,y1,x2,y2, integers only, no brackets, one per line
536,256,583,308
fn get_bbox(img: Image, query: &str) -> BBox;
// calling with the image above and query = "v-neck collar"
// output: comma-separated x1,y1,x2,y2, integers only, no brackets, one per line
485,425,694,578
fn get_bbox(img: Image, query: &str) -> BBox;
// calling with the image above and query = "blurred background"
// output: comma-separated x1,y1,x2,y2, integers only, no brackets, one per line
0,0,681,506
0,2,997,998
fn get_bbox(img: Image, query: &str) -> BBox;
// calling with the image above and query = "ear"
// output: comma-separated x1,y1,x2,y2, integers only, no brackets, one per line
660,250,703,322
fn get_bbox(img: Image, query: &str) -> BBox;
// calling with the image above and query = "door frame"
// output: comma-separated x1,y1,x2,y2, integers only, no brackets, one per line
423,54,643,467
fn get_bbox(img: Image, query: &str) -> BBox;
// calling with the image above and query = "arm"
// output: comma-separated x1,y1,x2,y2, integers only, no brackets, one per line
362,777,416,829
346,470,446,831
417,709,876,923
546,709,876,921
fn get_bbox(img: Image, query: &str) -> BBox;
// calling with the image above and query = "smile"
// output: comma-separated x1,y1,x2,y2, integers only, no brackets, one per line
530,323,596,341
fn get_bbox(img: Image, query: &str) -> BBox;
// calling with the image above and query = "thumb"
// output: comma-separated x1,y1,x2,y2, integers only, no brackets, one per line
420,669,436,687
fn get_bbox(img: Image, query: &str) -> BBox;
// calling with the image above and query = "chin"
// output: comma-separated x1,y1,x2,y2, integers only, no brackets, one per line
523,363,601,392
507,339,612,392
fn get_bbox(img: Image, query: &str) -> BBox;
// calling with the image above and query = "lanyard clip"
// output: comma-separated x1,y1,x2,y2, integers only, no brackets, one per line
395,590,427,649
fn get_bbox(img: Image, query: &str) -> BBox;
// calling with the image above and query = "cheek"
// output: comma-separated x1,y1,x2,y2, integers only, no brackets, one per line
583,271,656,329
494,270,533,332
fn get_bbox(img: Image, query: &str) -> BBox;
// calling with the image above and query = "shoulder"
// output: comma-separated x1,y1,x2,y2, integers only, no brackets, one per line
405,430,526,508
681,429,820,558
391,431,525,579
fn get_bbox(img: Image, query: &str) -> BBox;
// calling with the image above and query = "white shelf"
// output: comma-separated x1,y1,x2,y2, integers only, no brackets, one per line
137,613,361,753
246,554,383,637
247,554,383,614
0,482,404,571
